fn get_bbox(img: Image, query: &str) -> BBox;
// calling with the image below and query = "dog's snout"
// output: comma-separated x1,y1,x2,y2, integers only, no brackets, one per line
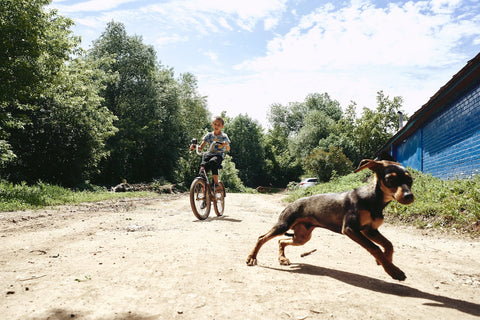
403,192,414,203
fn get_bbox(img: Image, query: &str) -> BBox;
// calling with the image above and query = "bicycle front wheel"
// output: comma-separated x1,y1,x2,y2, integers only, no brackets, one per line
213,182,225,217
190,178,211,220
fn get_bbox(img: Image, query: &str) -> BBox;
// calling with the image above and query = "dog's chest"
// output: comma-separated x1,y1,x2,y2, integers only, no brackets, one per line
358,209,384,229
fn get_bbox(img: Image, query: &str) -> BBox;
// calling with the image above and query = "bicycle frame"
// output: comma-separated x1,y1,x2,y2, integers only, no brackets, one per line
189,139,226,219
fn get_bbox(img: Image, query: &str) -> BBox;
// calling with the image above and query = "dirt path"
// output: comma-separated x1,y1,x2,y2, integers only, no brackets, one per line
1,193,479,320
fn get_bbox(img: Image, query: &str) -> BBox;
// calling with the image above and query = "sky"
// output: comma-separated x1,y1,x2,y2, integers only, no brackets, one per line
49,0,480,127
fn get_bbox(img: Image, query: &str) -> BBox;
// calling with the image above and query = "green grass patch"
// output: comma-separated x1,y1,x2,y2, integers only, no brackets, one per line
287,170,480,235
0,180,155,212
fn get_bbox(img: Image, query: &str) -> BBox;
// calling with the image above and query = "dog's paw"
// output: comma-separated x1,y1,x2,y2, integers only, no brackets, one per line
278,257,291,265
246,256,257,266
388,265,406,281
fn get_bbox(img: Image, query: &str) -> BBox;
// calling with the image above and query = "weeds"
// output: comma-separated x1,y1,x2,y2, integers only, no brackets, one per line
0,180,155,212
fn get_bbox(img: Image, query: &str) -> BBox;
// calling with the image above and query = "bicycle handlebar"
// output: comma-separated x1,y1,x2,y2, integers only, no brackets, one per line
190,138,221,156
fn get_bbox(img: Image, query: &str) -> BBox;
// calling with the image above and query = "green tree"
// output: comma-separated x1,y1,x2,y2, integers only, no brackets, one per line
304,92,342,121
303,146,353,182
90,21,183,185
1,0,116,185
291,109,335,158
318,102,361,166
225,114,264,187
0,0,76,167
354,91,405,159
263,125,302,186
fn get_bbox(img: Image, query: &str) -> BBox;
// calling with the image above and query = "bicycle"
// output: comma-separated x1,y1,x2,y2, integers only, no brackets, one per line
189,138,226,220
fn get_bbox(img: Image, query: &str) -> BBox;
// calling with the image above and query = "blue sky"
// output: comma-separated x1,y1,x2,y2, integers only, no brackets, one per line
50,0,480,127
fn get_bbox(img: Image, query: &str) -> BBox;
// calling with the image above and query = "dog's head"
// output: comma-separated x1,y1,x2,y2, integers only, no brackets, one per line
355,157,414,205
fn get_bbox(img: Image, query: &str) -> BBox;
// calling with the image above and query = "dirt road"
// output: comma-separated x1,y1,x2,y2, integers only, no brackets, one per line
1,193,479,320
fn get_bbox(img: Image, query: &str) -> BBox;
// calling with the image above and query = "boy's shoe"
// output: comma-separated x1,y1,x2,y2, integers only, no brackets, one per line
200,200,207,209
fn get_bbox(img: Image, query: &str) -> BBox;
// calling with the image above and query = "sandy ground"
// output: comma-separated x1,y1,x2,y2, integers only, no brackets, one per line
1,193,479,320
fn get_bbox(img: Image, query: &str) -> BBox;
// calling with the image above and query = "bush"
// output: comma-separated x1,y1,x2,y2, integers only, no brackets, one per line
220,155,246,192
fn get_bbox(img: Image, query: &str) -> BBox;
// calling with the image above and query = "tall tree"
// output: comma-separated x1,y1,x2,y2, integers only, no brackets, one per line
0,0,72,167
263,125,302,186
354,91,405,159
226,114,264,187
1,0,116,185
90,22,182,184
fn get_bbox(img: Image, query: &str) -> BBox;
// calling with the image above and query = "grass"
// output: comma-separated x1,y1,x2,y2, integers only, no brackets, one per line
2,172,480,236
0,180,155,212
287,170,480,236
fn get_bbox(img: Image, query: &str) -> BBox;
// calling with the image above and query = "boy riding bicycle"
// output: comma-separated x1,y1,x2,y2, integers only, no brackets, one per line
190,116,230,190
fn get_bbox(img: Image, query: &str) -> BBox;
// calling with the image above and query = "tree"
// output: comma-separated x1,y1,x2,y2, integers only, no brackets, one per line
0,0,76,167
225,114,264,187
290,109,335,158
90,22,183,185
1,0,116,186
263,125,302,186
318,102,361,166
303,147,353,182
354,91,405,159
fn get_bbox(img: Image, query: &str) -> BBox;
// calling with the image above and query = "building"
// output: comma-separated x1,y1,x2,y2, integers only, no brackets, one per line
379,52,480,179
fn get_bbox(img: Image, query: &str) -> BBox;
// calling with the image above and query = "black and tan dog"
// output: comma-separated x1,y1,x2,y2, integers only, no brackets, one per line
246,155,414,281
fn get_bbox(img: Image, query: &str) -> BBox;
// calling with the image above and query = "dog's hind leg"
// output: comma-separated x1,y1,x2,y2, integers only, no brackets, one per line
278,223,314,265
246,222,290,266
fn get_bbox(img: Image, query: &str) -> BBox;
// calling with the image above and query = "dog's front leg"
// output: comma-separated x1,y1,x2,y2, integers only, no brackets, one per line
362,227,394,263
343,227,406,281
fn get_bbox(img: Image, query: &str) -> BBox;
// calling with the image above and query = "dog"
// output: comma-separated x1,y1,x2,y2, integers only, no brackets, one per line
246,155,414,281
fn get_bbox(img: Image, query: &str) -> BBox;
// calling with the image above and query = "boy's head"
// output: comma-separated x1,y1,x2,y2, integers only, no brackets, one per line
212,116,224,132
212,116,224,126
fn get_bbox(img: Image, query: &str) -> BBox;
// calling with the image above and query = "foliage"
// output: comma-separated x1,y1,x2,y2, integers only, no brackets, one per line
0,180,154,212
386,171,480,234
1,0,116,186
303,146,353,182
225,114,265,187
354,91,405,160
90,22,183,185
0,0,60,165
219,155,246,192
263,125,302,187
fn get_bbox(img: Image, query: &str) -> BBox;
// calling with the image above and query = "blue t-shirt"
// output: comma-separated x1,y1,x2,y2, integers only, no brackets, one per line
203,132,230,158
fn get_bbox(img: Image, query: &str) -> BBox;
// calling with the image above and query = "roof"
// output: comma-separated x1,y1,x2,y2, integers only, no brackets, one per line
379,51,480,153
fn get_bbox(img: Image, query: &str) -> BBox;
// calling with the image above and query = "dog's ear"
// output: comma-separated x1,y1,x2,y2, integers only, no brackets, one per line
375,151,397,162
354,159,381,173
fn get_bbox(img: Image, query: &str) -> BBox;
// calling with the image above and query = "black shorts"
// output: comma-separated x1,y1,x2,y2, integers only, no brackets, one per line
201,153,223,175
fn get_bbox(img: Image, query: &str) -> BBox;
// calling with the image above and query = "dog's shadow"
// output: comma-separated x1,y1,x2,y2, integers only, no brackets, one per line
263,263,480,317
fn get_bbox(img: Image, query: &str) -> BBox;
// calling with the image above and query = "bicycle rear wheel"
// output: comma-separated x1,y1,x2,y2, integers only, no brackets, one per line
190,178,210,220
213,182,225,217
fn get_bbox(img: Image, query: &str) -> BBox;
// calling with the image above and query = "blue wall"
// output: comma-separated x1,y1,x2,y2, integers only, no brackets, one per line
393,130,422,171
393,82,480,179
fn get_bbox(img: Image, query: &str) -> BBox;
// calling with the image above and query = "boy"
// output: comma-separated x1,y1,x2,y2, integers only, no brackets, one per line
191,116,230,189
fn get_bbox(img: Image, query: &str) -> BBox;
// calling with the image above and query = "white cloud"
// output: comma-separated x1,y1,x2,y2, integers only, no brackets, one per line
238,0,479,71
201,0,480,126
51,0,138,13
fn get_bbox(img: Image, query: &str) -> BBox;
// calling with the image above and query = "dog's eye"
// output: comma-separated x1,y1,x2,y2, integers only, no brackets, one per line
384,176,396,187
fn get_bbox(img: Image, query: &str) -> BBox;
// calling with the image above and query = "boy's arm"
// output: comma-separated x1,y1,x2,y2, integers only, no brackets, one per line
223,141,230,152
189,140,207,150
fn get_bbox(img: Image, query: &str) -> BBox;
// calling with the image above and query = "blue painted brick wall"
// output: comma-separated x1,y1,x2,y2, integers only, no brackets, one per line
422,83,480,179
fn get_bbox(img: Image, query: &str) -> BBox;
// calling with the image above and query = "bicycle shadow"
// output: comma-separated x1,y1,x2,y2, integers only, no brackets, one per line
192,216,242,223
262,263,480,317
